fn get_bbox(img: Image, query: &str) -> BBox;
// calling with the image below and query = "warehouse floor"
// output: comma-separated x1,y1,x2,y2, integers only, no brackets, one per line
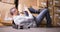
0,26,60,32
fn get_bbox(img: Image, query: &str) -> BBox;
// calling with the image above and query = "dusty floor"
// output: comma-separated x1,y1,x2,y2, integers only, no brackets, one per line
0,26,60,32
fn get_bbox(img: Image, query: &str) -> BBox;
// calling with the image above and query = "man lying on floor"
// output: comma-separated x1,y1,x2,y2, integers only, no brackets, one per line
10,7,36,29
10,6,51,29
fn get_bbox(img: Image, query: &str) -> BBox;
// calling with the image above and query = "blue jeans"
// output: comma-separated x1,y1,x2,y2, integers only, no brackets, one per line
28,7,40,14
35,8,51,27
28,8,51,27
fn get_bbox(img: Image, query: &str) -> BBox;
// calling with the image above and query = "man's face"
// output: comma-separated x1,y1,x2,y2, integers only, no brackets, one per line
11,8,18,15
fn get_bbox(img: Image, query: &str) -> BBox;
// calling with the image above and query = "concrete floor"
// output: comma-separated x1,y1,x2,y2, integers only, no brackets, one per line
0,26,60,32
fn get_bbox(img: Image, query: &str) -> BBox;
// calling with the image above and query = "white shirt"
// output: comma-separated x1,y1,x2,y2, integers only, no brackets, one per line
15,4,36,28
13,14,34,25
13,14,36,28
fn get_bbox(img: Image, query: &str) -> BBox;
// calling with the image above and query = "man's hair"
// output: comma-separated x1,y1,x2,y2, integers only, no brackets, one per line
10,7,16,15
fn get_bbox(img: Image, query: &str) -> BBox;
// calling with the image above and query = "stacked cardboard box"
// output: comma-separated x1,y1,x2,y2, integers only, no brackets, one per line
0,2,15,26
2,0,14,4
53,0,60,26
19,0,37,7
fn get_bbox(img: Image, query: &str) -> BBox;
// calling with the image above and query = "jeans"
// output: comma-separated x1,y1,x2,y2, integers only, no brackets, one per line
28,7,40,14
26,8,51,27
35,8,51,27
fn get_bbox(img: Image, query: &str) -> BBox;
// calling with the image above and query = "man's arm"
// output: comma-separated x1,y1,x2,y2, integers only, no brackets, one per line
23,5,34,19
23,5,32,14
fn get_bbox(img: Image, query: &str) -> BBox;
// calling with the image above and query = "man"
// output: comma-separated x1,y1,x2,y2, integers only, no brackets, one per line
18,4,51,27
10,3,51,29
10,7,36,29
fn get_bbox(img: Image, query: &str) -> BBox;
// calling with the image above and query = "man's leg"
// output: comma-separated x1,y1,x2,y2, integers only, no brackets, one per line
28,7,40,14
45,11,52,27
36,8,51,27
36,9,48,27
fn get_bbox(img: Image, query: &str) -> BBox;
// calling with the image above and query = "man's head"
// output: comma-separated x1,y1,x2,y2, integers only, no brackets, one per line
10,7,19,15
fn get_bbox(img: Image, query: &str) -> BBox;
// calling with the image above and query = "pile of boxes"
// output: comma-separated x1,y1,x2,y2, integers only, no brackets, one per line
0,0,53,26
54,7,60,26
0,0,47,26
0,0,15,26
2,0,14,4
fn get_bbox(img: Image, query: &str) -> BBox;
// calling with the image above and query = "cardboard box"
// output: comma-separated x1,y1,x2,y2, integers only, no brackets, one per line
2,0,14,4
0,2,15,25
19,0,37,7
